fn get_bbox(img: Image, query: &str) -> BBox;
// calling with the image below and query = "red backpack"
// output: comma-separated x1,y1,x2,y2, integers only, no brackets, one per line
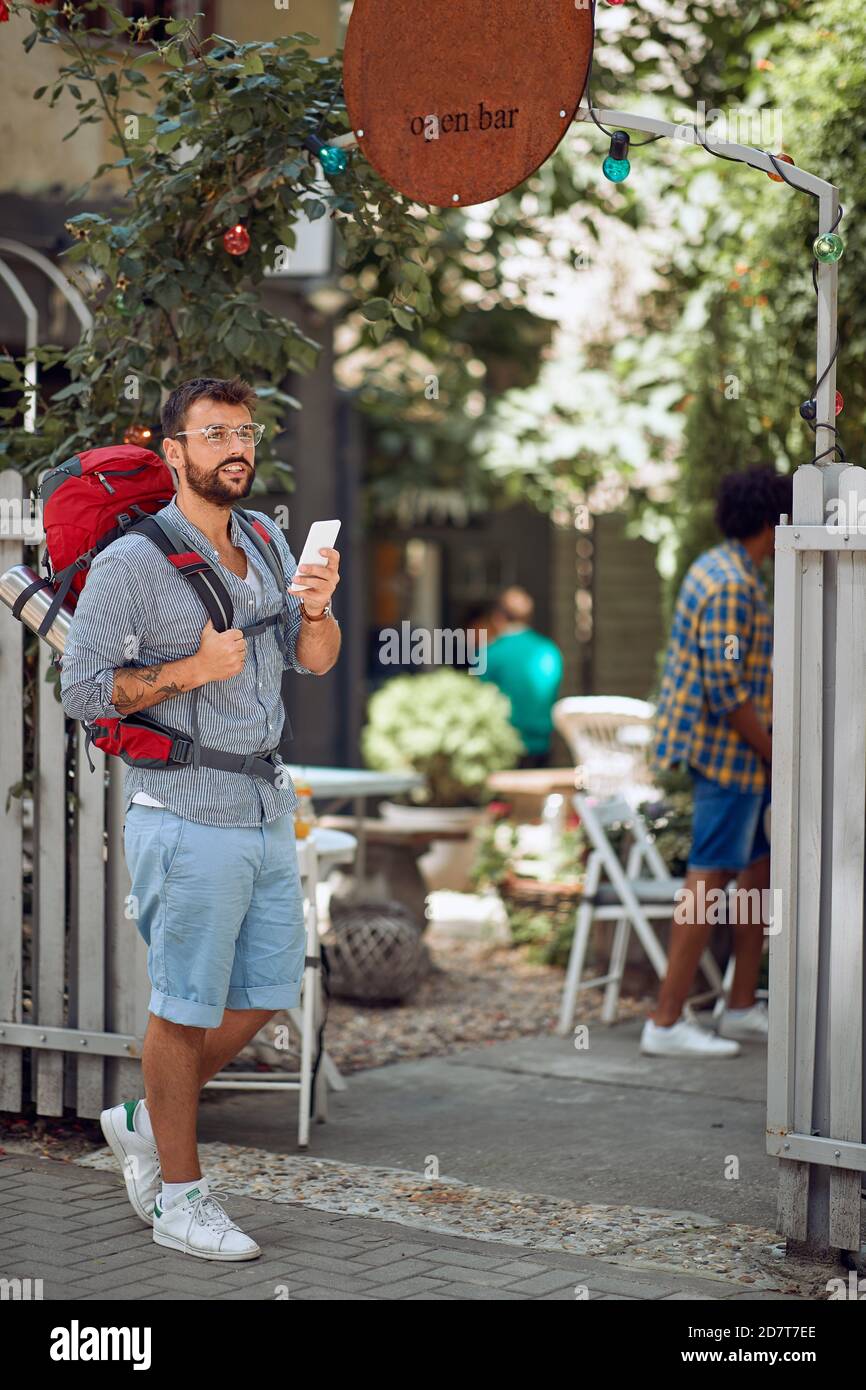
38,444,176,621
30,445,292,783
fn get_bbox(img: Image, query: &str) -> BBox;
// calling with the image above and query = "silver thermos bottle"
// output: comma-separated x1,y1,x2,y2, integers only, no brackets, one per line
0,564,74,655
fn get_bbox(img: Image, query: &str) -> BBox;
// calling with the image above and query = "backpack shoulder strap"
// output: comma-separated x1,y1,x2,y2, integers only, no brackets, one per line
233,510,287,593
133,512,234,633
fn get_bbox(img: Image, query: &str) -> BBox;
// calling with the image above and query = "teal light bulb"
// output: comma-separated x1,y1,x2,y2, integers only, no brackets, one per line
602,155,631,183
320,144,348,175
813,232,844,264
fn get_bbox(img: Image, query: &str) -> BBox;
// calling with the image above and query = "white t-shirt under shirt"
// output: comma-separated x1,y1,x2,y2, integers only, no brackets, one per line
131,562,265,810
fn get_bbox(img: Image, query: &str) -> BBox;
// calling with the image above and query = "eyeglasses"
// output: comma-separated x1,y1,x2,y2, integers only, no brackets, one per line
174,423,266,448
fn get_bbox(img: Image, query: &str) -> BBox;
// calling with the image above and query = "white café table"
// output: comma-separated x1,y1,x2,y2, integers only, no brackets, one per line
204,826,357,1149
282,766,424,882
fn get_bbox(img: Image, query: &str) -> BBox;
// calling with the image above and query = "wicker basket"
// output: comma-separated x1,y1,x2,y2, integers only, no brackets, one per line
499,872,584,928
322,898,430,1003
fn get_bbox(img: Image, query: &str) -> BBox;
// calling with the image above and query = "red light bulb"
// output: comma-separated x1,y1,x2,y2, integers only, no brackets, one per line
223,224,251,256
123,424,153,447
835,390,844,416
767,153,795,182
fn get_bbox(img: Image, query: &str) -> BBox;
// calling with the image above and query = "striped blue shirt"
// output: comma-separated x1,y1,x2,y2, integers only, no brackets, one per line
60,499,321,827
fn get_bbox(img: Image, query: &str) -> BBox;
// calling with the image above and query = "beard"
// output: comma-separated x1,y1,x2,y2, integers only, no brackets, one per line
182,450,255,504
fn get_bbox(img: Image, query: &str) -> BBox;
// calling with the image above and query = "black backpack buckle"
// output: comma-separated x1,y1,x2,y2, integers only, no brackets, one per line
169,735,194,765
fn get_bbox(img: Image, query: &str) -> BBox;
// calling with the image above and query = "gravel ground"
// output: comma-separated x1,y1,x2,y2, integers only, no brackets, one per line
71,1142,839,1298
237,937,651,1076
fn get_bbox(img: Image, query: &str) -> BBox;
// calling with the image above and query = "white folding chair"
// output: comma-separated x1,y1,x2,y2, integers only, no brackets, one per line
557,793,727,1033
203,828,355,1148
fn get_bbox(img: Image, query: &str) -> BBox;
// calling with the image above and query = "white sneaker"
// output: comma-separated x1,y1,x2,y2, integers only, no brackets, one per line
99,1099,161,1225
718,1001,769,1041
153,1177,261,1261
641,1017,741,1058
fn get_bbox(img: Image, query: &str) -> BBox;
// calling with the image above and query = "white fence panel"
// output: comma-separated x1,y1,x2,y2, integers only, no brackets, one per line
0,469,24,1112
33,626,67,1115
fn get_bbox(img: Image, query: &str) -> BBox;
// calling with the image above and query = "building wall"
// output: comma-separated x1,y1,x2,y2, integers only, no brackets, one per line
0,2,339,195
591,511,664,702
213,0,339,47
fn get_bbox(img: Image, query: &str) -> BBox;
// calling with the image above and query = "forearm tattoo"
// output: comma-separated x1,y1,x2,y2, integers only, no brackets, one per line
111,663,187,716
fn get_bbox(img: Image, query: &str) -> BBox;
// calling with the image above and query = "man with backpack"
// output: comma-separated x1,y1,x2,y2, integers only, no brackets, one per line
60,376,341,1261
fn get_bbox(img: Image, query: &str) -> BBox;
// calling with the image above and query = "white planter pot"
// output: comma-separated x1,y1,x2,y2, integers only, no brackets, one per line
379,801,481,831
379,801,485,892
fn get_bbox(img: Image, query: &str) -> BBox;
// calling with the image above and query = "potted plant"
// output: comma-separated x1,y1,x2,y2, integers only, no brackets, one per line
471,808,588,966
361,669,525,888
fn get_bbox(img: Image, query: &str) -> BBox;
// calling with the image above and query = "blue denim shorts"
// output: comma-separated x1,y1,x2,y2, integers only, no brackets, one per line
687,767,771,874
123,804,307,1028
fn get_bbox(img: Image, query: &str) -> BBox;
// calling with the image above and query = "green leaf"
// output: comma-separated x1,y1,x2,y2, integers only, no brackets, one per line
401,261,431,292
393,307,417,331
370,320,390,344
360,298,392,322
156,125,186,153
50,381,92,403
225,326,251,357
89,241,112,269
230,108,253,135
152,278,182,311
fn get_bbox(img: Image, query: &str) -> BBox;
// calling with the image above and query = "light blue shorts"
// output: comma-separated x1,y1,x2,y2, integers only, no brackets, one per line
123,804,307,1028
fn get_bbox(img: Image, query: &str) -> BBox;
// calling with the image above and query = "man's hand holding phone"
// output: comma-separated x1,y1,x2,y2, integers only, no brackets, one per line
287,520,342,618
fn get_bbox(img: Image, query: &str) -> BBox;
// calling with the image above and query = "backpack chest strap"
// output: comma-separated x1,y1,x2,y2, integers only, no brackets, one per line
135,513,234,631
238,612,282,638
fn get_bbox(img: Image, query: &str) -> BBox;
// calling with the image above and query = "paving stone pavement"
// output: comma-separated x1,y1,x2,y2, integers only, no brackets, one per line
0,1155,805,1302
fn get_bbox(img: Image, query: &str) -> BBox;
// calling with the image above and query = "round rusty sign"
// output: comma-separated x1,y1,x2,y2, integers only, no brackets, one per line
343,0,594,209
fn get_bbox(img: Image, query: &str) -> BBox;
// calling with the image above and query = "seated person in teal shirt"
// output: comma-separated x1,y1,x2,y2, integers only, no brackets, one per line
477,587,564,768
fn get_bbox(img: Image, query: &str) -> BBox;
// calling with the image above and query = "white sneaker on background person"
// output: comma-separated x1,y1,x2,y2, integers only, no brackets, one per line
718,1000,769,1042
640,1017,741,1058
153,1176,261,1261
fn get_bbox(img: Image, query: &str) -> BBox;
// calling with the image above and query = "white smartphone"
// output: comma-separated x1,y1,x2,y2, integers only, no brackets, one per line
291,519,341,590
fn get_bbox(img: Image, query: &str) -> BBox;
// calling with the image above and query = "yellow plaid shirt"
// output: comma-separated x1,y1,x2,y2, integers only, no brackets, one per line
653,539,773,793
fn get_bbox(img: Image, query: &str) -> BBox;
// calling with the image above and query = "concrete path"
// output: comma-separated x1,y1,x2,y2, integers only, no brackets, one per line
200,1018,775,1226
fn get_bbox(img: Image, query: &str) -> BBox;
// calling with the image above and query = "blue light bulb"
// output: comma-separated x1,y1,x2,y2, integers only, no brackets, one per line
320,144,348,175
603,156,631,182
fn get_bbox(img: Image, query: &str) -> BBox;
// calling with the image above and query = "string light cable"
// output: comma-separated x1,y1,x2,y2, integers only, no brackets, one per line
578,0,845,466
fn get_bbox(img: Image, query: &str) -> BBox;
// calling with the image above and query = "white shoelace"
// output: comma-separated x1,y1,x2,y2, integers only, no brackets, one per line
178,1188,241,1252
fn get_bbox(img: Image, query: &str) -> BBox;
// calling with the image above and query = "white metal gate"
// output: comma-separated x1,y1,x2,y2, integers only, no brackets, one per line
769,464,866,1255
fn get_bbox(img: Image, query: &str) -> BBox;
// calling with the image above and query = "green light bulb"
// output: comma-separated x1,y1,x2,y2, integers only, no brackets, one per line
813,232,844,264
603,156,631,183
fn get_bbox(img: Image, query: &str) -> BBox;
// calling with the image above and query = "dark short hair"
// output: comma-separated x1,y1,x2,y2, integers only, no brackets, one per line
714,468,794,540
161,376,258,440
